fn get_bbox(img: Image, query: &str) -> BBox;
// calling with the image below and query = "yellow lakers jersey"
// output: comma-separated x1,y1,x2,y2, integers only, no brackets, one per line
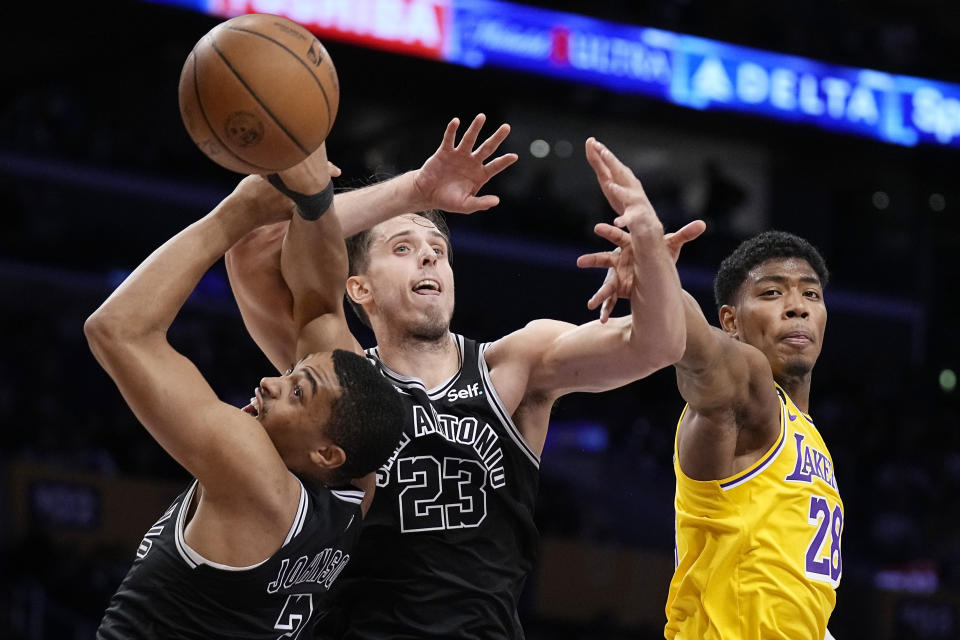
665,385,843,640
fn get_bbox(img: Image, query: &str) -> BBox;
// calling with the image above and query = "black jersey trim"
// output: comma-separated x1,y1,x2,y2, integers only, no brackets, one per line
173,479,308,571
478,342,541,468
364,334,464,398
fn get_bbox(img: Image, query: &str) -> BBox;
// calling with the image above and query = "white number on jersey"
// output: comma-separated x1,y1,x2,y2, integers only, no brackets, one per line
397,455,488,532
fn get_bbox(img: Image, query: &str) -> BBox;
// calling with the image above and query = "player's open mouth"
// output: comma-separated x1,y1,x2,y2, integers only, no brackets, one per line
413,279,441,295
242,391,262,417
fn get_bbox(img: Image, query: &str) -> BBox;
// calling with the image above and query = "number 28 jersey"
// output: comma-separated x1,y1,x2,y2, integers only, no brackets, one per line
335,334,540,640
666,385,843,640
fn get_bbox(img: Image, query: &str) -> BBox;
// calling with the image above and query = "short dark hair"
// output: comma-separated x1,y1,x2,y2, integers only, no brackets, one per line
326,349,403,481
714,230,829,309
344,210,451,327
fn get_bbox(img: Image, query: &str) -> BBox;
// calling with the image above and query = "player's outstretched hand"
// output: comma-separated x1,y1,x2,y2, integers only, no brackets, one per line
584,137,650,214
412,113,519,214
577,220,706,323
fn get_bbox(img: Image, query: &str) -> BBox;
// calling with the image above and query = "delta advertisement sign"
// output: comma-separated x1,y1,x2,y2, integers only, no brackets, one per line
155,0,960,149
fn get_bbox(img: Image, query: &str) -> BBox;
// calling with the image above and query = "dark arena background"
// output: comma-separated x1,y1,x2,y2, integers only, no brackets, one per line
2,1,959,637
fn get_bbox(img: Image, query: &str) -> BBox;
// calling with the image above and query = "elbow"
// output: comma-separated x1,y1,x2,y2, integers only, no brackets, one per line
84,306,124,349
84,307,138,360
83,309,113,358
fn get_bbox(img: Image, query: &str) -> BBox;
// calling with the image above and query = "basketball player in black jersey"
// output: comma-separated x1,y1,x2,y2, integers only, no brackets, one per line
226,115,704,639
88,143,404,639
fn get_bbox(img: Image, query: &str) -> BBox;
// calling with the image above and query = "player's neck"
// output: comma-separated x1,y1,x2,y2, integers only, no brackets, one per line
376,330,459,389
776,374,812,413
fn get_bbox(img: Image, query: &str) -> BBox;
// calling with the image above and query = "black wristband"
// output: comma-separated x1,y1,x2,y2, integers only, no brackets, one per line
266,173,334,221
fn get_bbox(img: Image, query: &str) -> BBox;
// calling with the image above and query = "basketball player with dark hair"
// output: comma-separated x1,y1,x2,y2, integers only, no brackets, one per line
88,143,404,639
226,115,704,638
581,226,842,639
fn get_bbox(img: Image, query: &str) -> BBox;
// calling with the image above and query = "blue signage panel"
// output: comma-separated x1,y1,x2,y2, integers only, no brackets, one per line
448,1,674,100
147,0,960,149
449,0,960,149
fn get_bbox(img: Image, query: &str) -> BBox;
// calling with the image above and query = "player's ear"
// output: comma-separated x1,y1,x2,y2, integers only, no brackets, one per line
309,442,346,471
719,304,739,339
346,275,371,306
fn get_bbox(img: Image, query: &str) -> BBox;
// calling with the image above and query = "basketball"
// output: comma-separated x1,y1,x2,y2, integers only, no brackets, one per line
178,13,339,174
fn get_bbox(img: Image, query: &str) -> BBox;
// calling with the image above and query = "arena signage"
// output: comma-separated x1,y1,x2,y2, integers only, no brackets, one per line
208,0,448,59
151,0,960,149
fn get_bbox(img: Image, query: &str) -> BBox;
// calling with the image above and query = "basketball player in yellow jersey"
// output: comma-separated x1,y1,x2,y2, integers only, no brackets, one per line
580,229,841,640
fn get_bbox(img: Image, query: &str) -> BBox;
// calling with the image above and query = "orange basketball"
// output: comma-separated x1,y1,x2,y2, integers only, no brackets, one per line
178,13,339,174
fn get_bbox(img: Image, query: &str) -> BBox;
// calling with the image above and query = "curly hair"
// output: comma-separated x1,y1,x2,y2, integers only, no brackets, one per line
713,230,829,309
326,349,404,481
344,210,451,327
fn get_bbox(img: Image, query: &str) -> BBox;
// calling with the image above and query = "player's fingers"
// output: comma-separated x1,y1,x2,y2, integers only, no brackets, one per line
587,279,616,310
441,117,461,149
615,205,653,228
606,183,640,215
672,219,707,244
457,113,487,151
597,141,644,190
464,194,501,212
585,138,611,181
595,140,632,178
327,161,342,177
483,153,519,179
600,295,615,323
664,219,707,261
593,222,631,247
576,250,617,269
474,123,511,159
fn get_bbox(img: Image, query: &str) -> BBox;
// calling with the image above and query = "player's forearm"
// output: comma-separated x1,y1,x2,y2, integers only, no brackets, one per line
281,205,349,329
225,223,299,372
675,290,723,374
626,227,686,368
335,171,429,237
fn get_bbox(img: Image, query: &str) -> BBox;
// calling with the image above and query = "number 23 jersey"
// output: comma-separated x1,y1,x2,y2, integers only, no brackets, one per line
336,334,541,640
666,385,844,640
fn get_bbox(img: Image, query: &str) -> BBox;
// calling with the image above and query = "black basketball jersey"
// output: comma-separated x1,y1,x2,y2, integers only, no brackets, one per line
334,334,540,639
97,477,363,640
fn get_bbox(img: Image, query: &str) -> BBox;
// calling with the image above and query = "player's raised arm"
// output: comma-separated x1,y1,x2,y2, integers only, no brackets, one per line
225,220,298,372
671,289,781,480
226,113,518,370
269,143,362,359
486,139,691,396
83,177,298,504
223,158,344,372
333,113,518,235
577,169,781,481
481,140,697,453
